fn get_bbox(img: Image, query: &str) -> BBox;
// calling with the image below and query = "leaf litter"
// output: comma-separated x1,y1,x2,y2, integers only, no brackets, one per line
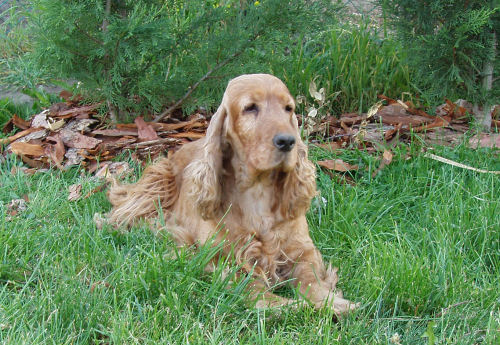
1,90,498,185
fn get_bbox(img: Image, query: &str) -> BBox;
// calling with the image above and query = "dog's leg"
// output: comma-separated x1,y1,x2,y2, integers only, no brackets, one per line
247,280,295,309
288,245,359,316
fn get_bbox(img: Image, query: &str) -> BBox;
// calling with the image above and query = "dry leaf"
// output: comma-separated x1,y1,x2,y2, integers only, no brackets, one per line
469,133,500,149
68,184,82,201
317,159,358,172
94,162,130,180
0,127,46,145
372,150,394,178
92,129,139,137
55,103,100,118
60,128,102,149
307,107,318,118
31,110,50,128
10,142,45,157
7,198,27,214
376,103,431,126
135,116,159,142
382,150,393,164
46,118,66,131
12,114,31,130
83,183,109,199
169,132,205,139
314,142,342,151
64,119,98,132
64,148,85,167
90,281,111,293
45,135,66,168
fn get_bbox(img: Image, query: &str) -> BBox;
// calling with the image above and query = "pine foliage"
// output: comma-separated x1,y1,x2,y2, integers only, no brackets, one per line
379,0,499,104
26,0,339,118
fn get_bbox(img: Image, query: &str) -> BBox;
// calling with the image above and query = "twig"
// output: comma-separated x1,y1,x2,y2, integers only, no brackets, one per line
424,153,500,174
74,21,103,46
153,51,242,122
124,137,180,149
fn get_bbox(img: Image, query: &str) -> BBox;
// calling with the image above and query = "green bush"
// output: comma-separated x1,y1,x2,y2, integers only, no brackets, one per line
378,0,499,106
20,0,339,120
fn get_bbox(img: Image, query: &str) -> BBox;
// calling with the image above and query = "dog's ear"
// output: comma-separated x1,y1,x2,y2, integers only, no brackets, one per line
185,100,227,220
281,116,317,219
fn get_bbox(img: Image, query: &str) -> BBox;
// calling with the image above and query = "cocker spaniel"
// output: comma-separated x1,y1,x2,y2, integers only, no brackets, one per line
107,74,358,315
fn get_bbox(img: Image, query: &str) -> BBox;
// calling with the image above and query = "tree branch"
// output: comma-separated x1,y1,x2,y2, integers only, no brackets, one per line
153,50,242,122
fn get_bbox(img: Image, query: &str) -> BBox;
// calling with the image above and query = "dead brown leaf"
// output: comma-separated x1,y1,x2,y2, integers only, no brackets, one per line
68,184,82,201
12,114,31,130
45,135,66,168
60,128,102,149
376,103,431,126
19,155,48,169
168,132,205,139
469,133,500,149
135,116,159,142
55,103,100,118
10,142,45,157
83,183,109,199
94,161,131,180
0,127,46,145
314,142,342,152
90,281,111,293
92,129,138,137
317,159,358,172
6,198,27,219
372,150,394,177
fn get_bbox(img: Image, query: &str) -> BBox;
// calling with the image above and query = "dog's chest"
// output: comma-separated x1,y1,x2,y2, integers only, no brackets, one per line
235,183,279,233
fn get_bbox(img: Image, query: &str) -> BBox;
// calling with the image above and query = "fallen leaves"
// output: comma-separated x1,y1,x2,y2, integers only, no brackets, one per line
60,128,102,149
135,116,159,142
10,142,45,156
469,133,500,149
317,159,359,172
372,150,394,177
1,91,208,171
68,183,82,201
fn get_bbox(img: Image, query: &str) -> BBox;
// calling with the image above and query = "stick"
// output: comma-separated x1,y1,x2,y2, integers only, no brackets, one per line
153,51,241,122
424,153,500,174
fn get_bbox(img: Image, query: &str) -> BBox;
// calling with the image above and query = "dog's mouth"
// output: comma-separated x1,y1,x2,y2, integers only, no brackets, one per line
263,148,297,173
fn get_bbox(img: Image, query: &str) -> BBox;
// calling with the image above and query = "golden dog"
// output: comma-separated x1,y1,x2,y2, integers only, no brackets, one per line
107,74,358,315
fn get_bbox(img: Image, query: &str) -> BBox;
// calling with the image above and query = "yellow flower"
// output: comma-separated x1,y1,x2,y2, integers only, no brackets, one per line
254,1,260,6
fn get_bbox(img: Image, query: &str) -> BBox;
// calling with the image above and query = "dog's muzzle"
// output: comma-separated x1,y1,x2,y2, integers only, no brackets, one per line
273,134,296,152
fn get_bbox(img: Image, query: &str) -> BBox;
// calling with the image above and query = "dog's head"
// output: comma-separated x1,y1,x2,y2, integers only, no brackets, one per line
223,74,299,173
186,74,316,219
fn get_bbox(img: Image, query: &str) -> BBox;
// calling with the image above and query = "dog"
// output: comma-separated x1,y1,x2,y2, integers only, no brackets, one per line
107,74,358,315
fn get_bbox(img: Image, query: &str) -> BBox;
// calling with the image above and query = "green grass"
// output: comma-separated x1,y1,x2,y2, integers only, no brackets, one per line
274,23,412,115
1,141,498,344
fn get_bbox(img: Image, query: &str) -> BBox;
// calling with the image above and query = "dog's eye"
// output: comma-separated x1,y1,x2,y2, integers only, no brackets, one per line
285,105,293,112
244,103,259,114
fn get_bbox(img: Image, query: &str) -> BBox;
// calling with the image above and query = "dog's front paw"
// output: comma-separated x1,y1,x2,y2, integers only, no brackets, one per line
326,290,360,316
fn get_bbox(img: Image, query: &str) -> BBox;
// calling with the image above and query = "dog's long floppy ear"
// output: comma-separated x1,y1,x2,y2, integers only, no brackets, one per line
281,115,317,219
184,99,227,220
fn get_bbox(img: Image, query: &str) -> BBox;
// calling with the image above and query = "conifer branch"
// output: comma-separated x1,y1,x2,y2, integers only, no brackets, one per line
153,51,242,122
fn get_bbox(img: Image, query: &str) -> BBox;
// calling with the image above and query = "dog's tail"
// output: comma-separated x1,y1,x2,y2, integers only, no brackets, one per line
107,158,178,227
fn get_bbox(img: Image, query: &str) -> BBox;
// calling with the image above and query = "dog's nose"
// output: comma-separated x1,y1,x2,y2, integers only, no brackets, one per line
273,134,296,152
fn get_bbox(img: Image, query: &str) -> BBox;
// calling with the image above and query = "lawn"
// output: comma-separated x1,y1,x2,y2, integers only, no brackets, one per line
1,141,498,344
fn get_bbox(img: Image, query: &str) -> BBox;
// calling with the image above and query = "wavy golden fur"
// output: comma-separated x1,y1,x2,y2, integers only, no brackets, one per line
107,74,358,315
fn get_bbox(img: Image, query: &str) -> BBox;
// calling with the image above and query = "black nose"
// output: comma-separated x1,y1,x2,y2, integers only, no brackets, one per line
273,134,296,152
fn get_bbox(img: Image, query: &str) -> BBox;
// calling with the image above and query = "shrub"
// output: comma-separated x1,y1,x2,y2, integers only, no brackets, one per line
378,0,499,128
22,0,339,120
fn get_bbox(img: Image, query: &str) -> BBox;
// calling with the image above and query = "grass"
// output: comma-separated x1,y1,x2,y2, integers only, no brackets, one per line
1,139,498,344
274,22,412,115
